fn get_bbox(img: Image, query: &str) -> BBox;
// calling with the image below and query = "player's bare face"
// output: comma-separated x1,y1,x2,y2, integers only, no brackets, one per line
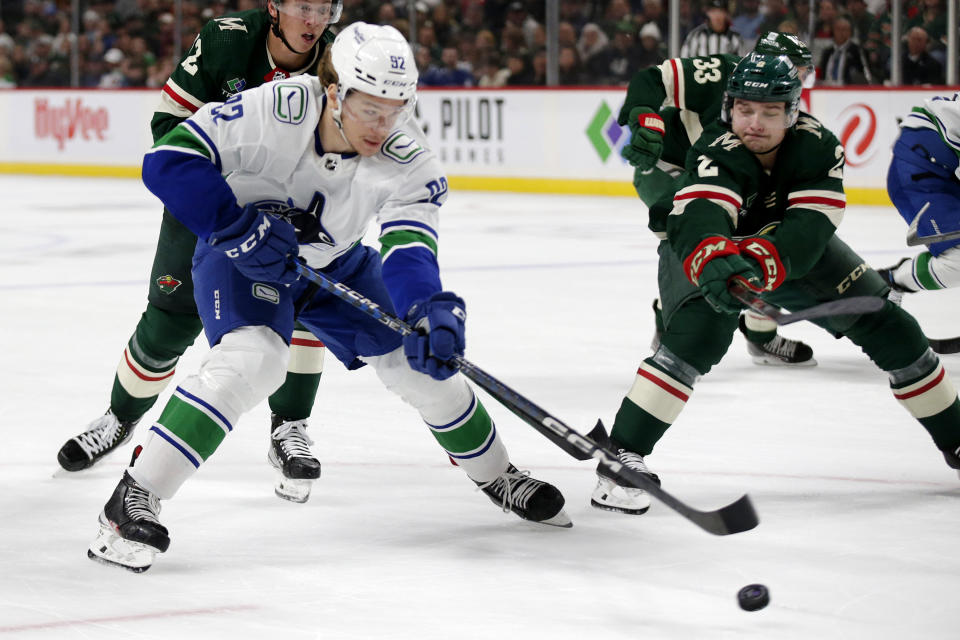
341,93,409,156
275,1,332,52
731,99,787,155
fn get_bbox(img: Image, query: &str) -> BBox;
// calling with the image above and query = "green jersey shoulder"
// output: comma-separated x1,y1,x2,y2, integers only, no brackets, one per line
151,9,334,140
655,112,846,249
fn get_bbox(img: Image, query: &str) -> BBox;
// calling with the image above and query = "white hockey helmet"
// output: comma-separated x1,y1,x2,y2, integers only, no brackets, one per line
330,22,418,119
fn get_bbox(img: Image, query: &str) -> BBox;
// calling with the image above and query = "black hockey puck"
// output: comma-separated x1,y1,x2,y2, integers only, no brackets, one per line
737,584,770,611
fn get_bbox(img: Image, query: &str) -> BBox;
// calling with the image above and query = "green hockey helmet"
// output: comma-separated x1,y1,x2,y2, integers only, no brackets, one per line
754,31,812,69
722,52,802,127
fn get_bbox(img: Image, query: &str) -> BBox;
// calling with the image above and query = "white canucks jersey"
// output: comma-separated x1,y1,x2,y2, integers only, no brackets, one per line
903,93,960,180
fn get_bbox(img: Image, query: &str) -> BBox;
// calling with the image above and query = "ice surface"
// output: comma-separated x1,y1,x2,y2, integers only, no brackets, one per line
1,176,958,639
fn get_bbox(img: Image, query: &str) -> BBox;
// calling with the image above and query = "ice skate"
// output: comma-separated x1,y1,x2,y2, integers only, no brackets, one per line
476,464,571,527
88,471,169,573
57,410,139,471
877,257,913,293
943,444,960,480
591,447,660,515
268,414,321,504
740,316,816,367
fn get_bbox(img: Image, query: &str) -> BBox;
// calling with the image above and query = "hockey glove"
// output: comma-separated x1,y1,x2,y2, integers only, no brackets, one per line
683,236,764,314
737,237,786,292
621,106,665,171
208,203,300,284
403,292,467,381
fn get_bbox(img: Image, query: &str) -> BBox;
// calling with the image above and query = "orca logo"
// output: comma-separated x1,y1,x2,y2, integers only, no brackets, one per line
837,103,877,168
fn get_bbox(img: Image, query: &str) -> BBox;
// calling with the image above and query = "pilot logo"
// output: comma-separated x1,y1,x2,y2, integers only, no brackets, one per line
586,100,629,163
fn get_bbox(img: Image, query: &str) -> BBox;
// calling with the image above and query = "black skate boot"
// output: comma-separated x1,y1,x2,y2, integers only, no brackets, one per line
739,316,816,367
591,445,661,515
476,464,571,527
268,414,321,504
88,471,169,573
942,444,960,480
877,257,913,294
57,410,139,471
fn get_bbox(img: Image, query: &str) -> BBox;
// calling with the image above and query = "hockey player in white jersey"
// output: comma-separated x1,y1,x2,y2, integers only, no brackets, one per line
88,23,570,572
879,94,960,293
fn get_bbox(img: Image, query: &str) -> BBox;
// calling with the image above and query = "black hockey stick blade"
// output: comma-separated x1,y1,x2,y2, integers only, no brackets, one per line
729,282,885,326
905,223,960,247
929,336,960,355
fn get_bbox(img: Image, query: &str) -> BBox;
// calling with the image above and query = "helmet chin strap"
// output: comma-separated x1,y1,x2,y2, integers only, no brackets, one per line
269,3,314,56
330,87,351,147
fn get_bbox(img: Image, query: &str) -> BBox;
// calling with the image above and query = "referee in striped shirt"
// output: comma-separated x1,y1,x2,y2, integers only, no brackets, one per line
679,0,744,57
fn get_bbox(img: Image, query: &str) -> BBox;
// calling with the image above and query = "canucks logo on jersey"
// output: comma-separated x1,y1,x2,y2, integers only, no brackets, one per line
253,192,334,246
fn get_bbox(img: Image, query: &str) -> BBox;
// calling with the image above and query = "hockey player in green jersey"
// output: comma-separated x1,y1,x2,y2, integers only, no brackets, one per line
591,54,960,515
619,32,818,367
57,1,339,504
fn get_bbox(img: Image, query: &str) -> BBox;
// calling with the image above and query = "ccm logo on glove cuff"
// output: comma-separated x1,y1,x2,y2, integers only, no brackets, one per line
738,237,785,291
638,112,665,136
683,236,739,286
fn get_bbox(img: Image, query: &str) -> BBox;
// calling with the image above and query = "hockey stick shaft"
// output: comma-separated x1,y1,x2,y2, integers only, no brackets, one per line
292,260,759,535
729,282,885,325
929,336,960,355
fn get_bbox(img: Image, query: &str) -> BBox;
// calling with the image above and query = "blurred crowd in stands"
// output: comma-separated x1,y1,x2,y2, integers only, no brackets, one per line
0,0,953,90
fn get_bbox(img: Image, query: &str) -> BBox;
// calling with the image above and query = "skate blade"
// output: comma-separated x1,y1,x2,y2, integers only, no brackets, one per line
87,523,160,573
750,355,818,367
274,474,314,504
590,498,651,516
536,508,573,528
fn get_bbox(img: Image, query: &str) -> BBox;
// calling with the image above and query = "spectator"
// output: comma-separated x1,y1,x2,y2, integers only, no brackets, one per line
757,0,791,36
638,0,668,38
558,44,584,85
557,21,578,49
504,51,533,85
819,16,873,85
21,33,69,87
599,0,633,38
731,0,764,46
475,52,510,87
846,0,875,45
680,0,743,57
559,0,591,32
505,1,541,50
592,20,641,84
420,45,474,86
578,22,611,74
0,53,16,88
530,47,548,85
416,21,441,66
902,26,944,85
636,21,665,67
99,47,126,88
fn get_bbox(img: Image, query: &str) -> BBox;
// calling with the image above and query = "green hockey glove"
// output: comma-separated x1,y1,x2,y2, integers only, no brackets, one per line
621,106,665,171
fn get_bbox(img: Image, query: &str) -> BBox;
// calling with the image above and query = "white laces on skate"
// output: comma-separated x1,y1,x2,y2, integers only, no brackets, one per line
125,482,162,525
760,335,799,359
272,420,315,459
74,413,125,459
477,468,541,512
618,449,653,474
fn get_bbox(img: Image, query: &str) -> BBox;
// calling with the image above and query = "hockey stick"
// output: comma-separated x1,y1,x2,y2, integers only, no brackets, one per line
905,202,960,246
929,336,960,355
291,260,759,536
729,281,885,325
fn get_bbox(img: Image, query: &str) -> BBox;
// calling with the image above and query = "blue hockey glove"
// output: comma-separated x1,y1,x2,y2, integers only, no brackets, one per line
403,292,467,380
621,106,665,171
683,236,763,314
208,204,299,284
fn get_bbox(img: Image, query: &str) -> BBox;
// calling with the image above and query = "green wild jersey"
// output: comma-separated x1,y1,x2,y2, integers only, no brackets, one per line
619,53,740,168
657,112,847,282
152,9,335,141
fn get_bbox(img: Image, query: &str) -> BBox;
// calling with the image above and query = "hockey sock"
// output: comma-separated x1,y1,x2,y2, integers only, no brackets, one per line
425,394,508,483
110,304,203,423
739,310,777,344
890,358,960,451
268,327,325,421
611,357,695,456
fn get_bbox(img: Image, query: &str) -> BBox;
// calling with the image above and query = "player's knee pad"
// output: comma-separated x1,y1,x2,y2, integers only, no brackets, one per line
843,302,929,372
888,349,958,419
660,299,737,375
194,326,289,416
365,347,473,423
